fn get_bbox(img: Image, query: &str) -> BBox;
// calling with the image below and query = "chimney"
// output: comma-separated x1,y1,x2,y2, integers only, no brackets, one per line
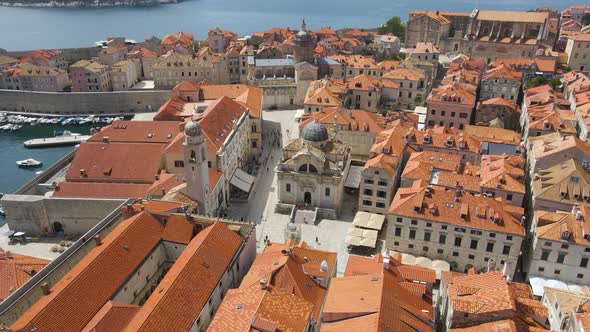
502,263,510,279
259,278,267,290
383,255,390,270
40,282,51,295
102,136,110,143
94,235,102,246
487,258,496,272
80,169,87,177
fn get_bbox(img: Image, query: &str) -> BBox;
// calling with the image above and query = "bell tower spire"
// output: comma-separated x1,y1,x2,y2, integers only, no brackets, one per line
182,120,210,215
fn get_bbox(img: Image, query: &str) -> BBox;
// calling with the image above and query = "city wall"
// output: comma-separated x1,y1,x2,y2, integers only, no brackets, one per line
6,46,102,64
0,89,170,116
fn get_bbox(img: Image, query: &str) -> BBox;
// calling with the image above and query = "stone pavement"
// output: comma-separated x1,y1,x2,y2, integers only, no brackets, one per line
228,109,355,276
0,224,63,260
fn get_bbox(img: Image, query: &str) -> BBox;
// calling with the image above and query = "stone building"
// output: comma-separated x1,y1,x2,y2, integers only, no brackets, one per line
528,207,590,288
298,107,385,159
426,82,476,130
97,44,128,67
387,180,525,276
521,85,577,141
293,20,315,63
382,67,428,109
542,287,590,332
22,49,67,70
277,122,351,213
0,63,69,92
303,77,345,113
111,60,138,91
531,159,590,212
344,74,399,112
465,10,553,62
127,47,158,79
152,50,230,89
439,270,549,331
566,33,590,74
480,64,523,102
207,27,237,53
405,11,470,52
475,97,521,130
70,60,112,92
160,32,195,55
527,133,590,176
9,209,256,332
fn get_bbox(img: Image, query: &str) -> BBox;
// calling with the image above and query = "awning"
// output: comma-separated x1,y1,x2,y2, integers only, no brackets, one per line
230,168,255,193
353,211,385,230
345,226,378,248
344,165,364,189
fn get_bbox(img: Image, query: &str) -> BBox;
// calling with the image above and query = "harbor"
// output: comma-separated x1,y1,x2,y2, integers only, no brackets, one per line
0,113,125,130
0,123,102,226
23,131,91,148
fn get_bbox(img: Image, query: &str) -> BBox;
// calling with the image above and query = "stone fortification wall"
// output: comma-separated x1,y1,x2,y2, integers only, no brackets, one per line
0,89,170,116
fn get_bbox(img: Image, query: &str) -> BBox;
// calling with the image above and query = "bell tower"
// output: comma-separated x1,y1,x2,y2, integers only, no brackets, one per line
182,120,210,214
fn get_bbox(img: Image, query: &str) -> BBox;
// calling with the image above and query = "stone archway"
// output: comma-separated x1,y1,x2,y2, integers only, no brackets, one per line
53,221,64,233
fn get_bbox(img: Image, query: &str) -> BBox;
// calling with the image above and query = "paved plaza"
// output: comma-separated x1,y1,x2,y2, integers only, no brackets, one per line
228,109,360,276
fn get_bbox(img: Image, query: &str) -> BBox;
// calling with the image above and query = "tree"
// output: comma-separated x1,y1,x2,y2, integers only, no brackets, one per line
379,16,406,40
582,13,590,27
381,52,406,61
525,76,562,90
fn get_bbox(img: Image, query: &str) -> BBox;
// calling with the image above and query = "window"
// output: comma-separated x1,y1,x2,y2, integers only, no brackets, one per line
441,111,446,116
396,217,402,223
468,254,475,260
459,113,468,118
377,191,387,198
538,267,545,272
424,232,431,241
376,202,385,208
454,237,462,247
562,244,569,249
394,241,399,246
557,253,566,264
174,160,184,168
486,242,494,252
507,194,513,201
555,269,561,275
581,257,589,268
411,220,418,225
408,244,414,249
578,273,584,279
489,233,496,238
439,234,447,244
544,241,552,247
286,183,291,192
395,227,402,236
409,230,416,239
378,180,388,186
506,235,513,241
423,246,429,252
442,225,448,230
503,245,511,255
364,179,374,184
363,200,372,206
426,222,432,228
325,188,330,196
452,251,459,257
541,251,549,261
451,112,456,117
470,239,478,249
364,189,373,196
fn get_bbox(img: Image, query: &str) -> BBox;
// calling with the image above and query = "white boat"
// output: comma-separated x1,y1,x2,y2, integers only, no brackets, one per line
16,158,43,168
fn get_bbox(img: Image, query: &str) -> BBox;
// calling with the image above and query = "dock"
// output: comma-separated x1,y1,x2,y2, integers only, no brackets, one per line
23,135,90,148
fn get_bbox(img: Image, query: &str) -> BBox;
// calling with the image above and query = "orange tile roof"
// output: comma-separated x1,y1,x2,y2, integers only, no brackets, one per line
364,154,399,175
480,97,519,111
160,214,195,245
570,33,590,41
200,84,262,118
11,212,165,332
126,221,243,332
535,206,590,245
428,82,477,106
383,67,426,81
65,142,165,184
52,181,151,199
346,73,399,91
81,301,140,332
389,181,525,235
490,57,556,74
193,96,248,154
304,85,342,107
376,60,400,71
483,64,523,82
146,173,185,197
327,54,378,70
153,96,187,121
161,32,194,47
0,249,49,301
344,254,383,276
444,270,548,330
299,107,385,133
88,121,182,144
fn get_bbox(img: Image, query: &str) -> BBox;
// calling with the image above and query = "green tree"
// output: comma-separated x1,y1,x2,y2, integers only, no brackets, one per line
525,76,547,88
548,78,562,90
381,52,406,61
379,16,406,40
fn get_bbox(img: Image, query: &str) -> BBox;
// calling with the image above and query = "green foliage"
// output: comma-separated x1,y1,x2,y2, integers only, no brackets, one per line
525,76,562,90
363,35,374,44
381,53,406,61
250,39,262,49
378,16,406,40
583,13,590,26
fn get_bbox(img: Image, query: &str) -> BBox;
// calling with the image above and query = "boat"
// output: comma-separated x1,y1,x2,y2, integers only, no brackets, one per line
0,207,4,216
16,158,43,168
24,131,90,148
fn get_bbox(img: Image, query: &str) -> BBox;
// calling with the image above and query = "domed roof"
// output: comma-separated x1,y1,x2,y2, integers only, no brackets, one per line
296,30,309,37
301,121,328,142
185,120,201,137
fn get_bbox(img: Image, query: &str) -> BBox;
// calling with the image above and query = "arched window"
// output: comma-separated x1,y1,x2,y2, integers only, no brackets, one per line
298,164,319,173
190,150,197,163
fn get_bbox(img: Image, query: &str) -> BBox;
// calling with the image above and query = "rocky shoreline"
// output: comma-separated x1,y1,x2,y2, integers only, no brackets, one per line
0,0,176,7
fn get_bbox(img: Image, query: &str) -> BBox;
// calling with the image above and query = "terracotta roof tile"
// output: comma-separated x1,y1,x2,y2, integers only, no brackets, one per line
88,121,182,144
0,250,49,301
52,181,151,199
81,301,140,332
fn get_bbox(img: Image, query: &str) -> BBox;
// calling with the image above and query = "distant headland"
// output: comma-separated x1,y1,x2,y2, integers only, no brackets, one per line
0,0,177,7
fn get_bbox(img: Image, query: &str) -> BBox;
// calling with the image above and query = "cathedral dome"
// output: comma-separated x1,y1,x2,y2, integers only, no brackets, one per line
301,121,328,142
184,120,201,137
